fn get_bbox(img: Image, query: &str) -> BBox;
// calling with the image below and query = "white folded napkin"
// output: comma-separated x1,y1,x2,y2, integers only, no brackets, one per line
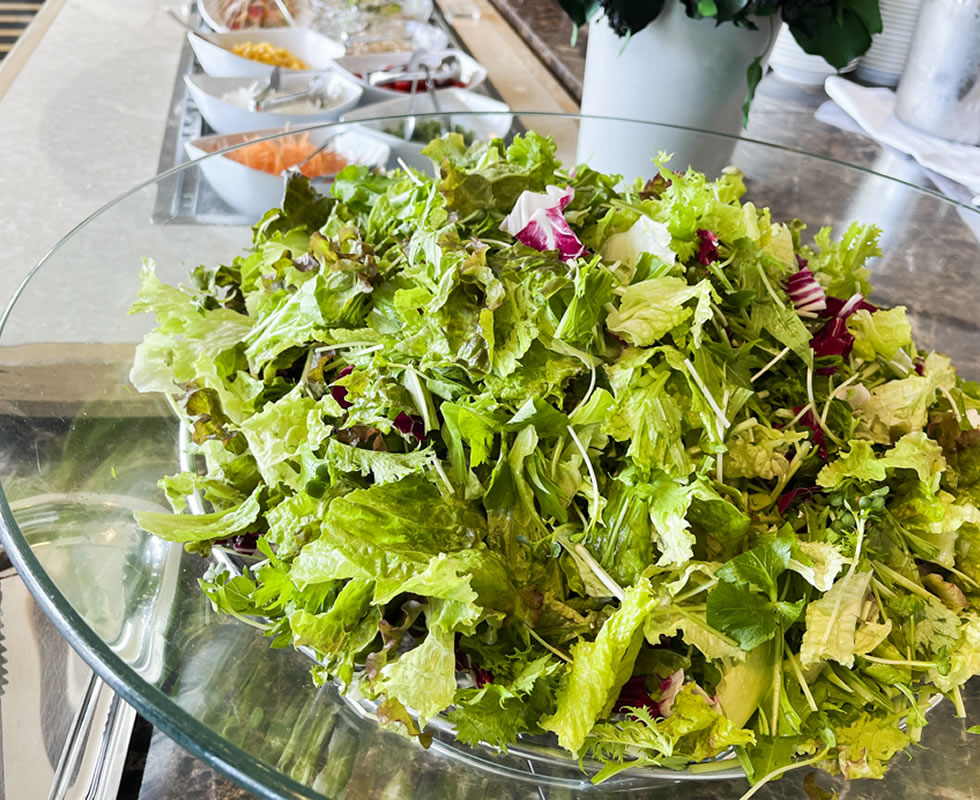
821,75,980,204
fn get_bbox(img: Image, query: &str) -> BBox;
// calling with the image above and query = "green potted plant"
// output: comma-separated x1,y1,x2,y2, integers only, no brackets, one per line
565,0,882,176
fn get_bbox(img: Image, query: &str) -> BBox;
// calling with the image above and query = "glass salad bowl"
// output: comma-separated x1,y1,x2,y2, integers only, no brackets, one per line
2,113,980,800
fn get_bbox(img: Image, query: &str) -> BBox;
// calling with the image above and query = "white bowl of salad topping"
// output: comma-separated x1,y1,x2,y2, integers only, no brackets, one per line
198,0,315,31
184,127,390,219
341,88,511,172
331,49,488,104
185,71,364,134
188,27,345,78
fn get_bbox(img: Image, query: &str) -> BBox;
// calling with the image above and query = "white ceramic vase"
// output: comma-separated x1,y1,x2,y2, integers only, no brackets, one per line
577,4,778,180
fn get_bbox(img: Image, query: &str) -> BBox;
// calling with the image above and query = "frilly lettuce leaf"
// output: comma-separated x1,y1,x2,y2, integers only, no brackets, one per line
848,306,912,362
606,277,714,348
645,472,697,567
660,683,755,760
289,577,374,656
800,570,876,669
644,608,745,661
928,615,980,692
129,261,253,394
817,440,887,487
237,387,333,487
725,423,809,481
377,614,457,723
322,439,437,486
834,713,910,779
604,354,692,479
855,352,956,442
788,541,847,592
804,222,880,298
448,654,563,749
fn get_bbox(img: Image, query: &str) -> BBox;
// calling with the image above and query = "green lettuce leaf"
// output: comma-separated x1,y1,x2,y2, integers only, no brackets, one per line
133,487,261,545
606,277,714,348
788,541,847,592
541,579,656,753
818,432,947,490
448,654,562,749
805,222,880,298
856,352,956,442
238,387,333,487
834,713,910,779
800,570,876,669
724,424,808,482
378,615,456,723
129,261,253,394
848,306,912,362
289,578,375,656
322,439,437,485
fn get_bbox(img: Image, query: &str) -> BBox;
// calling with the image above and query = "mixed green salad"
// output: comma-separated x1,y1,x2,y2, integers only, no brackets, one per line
130,132,980,794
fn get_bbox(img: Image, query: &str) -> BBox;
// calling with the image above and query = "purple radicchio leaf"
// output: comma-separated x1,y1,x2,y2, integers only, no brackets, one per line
332,364,354,409
785,268,827,314
499,185,585,261
809,291,876,366
820,293,878,319
394,412,426,442
777,486,820,514
810,316,854,360
696,229,719,265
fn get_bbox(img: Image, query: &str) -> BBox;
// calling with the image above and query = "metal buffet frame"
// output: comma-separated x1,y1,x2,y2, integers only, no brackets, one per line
151,5,503,225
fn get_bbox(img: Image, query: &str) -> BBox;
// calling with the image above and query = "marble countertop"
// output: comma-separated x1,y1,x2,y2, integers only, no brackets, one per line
0,0,185,315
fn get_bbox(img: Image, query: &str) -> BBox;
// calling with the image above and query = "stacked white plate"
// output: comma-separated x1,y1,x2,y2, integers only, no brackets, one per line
769,24,858,85
855,0,923,86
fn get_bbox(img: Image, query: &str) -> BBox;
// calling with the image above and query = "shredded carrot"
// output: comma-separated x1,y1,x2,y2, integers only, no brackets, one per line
224,132,348,177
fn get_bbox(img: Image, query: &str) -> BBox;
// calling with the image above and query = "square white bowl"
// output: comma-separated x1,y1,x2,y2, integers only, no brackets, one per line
188,28,345,78
184,127,390,219
331,49,488,104
185,71,363,134
341,88,511,172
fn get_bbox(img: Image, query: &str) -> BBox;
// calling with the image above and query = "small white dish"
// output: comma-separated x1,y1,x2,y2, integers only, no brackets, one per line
184,126,390,219
342,88,511,172
184,71,363,134
188,28,345,78
350,0,434,19
331,49,488,103
198,0,316,31
342,18,448,55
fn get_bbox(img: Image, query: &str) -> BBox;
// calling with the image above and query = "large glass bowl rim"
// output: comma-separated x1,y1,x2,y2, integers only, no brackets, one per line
2,111,978,799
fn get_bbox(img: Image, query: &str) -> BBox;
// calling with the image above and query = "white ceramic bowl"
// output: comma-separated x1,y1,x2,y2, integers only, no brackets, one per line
331,49,488,103
342,18,447,55
185,72,363,134
311,0,434,21
198,0,315,31
188,28,345,78
341,88,511,172
184,127,390,219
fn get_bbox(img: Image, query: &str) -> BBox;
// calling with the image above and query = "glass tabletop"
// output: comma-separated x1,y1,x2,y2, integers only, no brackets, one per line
1,113,979,799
